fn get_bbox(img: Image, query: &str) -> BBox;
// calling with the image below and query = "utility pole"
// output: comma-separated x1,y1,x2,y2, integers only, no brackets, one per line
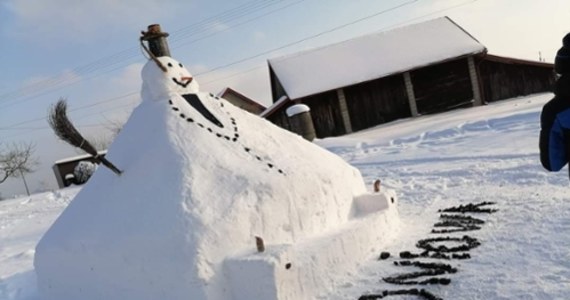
19,168,30,196
141,24,171,57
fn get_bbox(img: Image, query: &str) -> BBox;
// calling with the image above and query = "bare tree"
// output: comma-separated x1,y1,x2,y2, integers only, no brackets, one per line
0,142,39,195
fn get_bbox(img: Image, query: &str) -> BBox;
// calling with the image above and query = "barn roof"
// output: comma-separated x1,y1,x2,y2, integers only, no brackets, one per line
217,87,266,112
268,17,486,100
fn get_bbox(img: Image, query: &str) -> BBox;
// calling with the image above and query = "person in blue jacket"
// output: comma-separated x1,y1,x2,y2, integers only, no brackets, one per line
540,33,570,175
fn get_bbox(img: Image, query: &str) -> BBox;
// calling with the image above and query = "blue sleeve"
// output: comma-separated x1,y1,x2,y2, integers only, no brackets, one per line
548,115,568,171
540,97,570,172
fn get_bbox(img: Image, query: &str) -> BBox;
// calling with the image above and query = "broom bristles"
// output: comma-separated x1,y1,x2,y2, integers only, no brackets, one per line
48,98,122,176
48,99,98,155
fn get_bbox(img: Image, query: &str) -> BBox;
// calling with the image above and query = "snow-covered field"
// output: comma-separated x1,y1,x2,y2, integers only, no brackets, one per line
2,93,569,299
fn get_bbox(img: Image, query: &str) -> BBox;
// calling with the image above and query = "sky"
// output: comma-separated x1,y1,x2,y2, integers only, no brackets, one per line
0,0,568,197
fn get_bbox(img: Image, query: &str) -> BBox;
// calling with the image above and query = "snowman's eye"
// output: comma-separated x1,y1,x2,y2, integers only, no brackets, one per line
179,63,183,68
167,63,173,67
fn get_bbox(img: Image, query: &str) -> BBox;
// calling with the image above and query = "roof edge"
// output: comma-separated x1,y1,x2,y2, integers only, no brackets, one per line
484,54,554,68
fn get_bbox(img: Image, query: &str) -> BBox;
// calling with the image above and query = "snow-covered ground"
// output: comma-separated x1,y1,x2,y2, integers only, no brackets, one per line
2,93,570,299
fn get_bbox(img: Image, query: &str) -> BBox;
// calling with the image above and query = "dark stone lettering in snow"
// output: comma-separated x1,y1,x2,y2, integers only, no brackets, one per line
360,202,497,299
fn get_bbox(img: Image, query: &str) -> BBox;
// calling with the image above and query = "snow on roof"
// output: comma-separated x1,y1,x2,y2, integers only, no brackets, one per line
260,95,289,118
268,17,486,100
217,87,267,110
54,150,107,165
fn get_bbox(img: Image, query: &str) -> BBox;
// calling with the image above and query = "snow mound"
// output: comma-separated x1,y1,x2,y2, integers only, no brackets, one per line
34,56,397,300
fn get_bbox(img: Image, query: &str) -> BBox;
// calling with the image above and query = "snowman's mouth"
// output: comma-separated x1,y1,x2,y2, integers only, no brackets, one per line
172,77,192,88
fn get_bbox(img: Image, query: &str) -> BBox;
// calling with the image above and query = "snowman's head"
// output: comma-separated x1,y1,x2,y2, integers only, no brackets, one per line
141,56,200,101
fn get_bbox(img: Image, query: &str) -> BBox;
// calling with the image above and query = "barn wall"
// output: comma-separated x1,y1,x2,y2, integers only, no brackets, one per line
269,66,288,103
266,108,292,131
224,94,264,115
479,60,555,102
411,58,474,114
299,91,346,138
343,74,411,132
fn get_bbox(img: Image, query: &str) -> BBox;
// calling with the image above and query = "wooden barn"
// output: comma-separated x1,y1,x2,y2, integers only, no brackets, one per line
52,151,106,188
263,17,555,138
217,87,266,115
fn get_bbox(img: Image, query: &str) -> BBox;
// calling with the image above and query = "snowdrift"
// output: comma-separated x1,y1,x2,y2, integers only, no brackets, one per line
34,56,399,300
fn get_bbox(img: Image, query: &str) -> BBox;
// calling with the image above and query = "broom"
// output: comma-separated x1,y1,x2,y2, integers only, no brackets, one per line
48,98,123,176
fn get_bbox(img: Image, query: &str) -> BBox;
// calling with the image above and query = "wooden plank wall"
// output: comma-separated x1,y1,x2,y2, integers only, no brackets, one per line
343,74,410,132
411,58,473,114
479,60,555,102
269,67,288,103
266,108,292,131
55,156,105,187
301,90,346,138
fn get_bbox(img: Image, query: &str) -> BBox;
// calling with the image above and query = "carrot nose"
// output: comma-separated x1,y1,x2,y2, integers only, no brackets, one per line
181,76,193,83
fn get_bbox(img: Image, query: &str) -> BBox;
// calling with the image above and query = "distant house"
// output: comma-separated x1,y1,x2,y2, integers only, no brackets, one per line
52,151,106,188
217,87,266,115
263,17,555,138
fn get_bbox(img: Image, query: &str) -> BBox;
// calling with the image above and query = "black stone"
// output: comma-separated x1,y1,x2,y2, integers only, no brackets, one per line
182,94,224,128
379,252,390,260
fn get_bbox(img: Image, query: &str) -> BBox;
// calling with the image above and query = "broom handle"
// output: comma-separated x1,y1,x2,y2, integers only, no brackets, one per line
98,157,123,175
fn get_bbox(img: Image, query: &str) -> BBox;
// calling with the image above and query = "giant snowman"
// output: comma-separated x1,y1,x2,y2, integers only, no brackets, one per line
34,56,399,300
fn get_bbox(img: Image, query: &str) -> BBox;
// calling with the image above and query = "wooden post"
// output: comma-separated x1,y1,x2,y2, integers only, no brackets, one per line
255,236,265,253
286,104,316,141
336,88,353,134
141,24,171,57
467,56,483,106
403,72,419,117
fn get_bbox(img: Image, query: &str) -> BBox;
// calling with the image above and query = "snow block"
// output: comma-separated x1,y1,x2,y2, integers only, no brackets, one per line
226,190,399,300
34,57,397,300
353,189,398,216
225,245,299,300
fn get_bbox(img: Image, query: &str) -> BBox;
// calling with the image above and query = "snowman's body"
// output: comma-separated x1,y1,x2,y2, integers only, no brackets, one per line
33,56,388,300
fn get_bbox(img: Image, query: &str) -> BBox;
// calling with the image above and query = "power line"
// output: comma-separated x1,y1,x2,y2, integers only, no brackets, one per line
1,0,482,137
0,92,137,130
0,0,295,108
0,0,419,133
1,98,140,139
195,0,420,76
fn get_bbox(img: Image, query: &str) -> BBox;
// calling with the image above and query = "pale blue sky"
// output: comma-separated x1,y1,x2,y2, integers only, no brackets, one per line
0,0,568,197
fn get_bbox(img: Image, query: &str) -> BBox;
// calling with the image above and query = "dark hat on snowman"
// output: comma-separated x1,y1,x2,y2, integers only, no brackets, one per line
555,33,570,74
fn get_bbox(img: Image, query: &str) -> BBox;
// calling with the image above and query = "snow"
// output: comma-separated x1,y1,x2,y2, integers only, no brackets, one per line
2,92,570,299
260,95,289,118
53,150,107,165
268,17,486,100
32,56,387,300
285,104,310,117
